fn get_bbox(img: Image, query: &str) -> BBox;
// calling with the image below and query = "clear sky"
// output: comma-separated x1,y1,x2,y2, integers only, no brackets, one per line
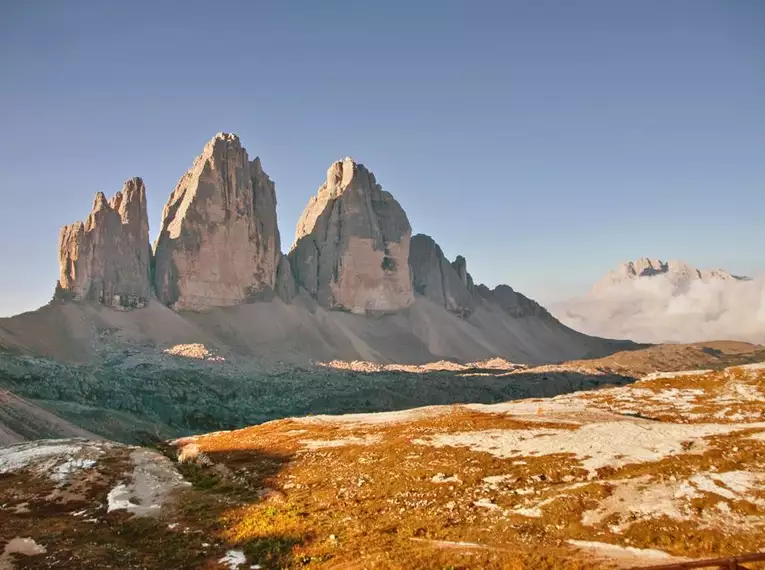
1,0,763,317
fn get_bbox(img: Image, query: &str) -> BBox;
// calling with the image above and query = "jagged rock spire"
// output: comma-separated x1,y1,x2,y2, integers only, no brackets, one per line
57,177,152,308
153,133,281,310
289,157,414,314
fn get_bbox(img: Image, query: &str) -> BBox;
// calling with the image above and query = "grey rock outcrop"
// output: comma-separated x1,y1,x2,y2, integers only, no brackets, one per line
153,133,281,310
289,157,414,314
475,284,552,319
409,234,473,317
57,178,152,309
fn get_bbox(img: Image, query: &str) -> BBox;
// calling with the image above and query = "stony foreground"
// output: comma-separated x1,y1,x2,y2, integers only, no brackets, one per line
2,363,765,569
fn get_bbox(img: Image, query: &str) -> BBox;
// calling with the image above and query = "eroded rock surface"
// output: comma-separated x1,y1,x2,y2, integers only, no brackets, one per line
153,133,281,310
57,178,152,309
289,157,413,314
409,234,473,317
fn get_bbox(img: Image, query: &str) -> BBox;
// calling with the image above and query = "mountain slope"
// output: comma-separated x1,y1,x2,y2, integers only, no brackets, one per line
0,291,630,367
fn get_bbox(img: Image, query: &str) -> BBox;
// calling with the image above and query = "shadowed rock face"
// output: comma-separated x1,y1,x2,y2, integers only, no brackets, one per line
153,133,281,310
57,178,152,309
476,284,552,319
409,234,473,317
275,253,296,302
409,234,552,320
289,157,414,314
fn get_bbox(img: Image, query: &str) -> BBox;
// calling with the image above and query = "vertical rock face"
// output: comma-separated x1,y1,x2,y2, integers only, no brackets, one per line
289,157,414,314
409,234,473,317
153,133,281,310
57,178,152,309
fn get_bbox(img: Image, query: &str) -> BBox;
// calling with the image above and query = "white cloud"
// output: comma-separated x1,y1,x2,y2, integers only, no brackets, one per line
551,274,765,344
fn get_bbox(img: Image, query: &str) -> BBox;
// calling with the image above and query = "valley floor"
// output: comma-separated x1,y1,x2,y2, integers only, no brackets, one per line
2,360,765,569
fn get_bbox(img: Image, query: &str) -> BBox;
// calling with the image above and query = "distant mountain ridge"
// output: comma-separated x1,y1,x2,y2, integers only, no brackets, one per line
593,257,749,293
552,257,764,345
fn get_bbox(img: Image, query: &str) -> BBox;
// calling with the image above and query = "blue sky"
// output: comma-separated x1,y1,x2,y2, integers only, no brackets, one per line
1,0,763,317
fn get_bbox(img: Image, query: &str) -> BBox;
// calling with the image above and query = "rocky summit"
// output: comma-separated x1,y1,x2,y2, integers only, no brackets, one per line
57,177,152,309
289,157,414,314
153,133,281,310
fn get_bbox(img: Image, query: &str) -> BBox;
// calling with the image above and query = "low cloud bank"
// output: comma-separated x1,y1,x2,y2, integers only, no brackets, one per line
552,274,765,344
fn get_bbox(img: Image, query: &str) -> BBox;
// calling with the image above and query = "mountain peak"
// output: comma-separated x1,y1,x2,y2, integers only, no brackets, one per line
593,258,748,293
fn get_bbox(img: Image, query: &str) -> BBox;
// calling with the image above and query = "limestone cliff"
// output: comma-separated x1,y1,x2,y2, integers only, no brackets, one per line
57,177,152,309
409,234,473,317
153,133,281,310
289,157,414,314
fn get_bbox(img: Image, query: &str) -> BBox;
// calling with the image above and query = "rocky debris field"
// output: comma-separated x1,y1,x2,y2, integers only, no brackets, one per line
2,361,765,569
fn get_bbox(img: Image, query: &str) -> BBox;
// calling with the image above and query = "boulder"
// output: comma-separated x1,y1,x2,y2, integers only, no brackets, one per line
57,178,152,309
153,133,281,310
409,234,473,317
289,157,413,314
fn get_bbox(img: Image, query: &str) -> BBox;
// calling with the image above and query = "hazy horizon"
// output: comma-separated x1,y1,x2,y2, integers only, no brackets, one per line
1,0,764,318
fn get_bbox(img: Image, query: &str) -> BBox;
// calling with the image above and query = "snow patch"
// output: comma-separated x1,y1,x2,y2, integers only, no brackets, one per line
105,448,190,516
0,442,83,475
218,549,247,569
0,439,108,485
106,484,134,513
52,458,97,483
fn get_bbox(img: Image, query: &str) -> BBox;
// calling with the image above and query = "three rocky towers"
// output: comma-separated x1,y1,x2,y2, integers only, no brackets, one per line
57,133,547,319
